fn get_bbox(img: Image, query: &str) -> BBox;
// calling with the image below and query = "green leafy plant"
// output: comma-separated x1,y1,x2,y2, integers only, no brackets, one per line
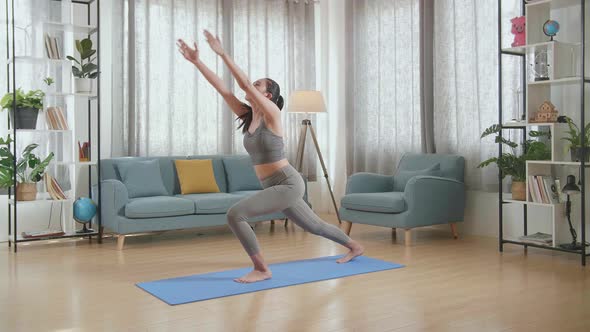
43,77,54,86
478,125,551,182
67,38,98,79
0,88,44,111
0,135,54,188
561,116,590,150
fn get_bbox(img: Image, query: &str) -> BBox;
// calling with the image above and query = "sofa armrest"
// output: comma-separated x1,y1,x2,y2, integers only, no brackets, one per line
403,176,465,225
92,179,130,231
345,173,394,194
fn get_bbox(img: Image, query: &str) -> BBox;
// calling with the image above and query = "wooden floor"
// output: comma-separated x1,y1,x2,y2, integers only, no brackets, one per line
1,215,590,332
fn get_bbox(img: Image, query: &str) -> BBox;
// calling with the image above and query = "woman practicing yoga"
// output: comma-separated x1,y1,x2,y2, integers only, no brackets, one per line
177,30,364,283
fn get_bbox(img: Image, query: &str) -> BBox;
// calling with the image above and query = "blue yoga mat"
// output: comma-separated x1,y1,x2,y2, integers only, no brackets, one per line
136,255,404,305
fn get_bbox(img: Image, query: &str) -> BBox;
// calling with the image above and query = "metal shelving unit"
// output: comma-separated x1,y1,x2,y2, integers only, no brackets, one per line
498,0,588,265
4,0,102,252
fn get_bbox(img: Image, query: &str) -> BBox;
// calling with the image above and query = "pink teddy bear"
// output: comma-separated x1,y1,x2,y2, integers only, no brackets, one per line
511,16,526,47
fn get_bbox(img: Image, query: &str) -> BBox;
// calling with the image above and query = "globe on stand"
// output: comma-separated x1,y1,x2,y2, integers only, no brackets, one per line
73,197,97,234
543,20,560,41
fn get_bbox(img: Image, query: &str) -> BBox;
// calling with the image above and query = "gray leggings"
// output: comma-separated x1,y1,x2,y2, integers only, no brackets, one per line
227,164,352,256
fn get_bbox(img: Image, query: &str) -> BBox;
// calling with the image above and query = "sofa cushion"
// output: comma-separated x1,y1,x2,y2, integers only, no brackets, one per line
174,159,221,194
188,156,228,193
125,196,195,219
179,193,244,214
341,192,407,213
393,163,440,192
116,159,169,198
223,156,263,192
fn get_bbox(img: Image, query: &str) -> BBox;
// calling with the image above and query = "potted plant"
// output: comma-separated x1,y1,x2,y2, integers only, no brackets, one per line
67,38,98,93
561,116,590,162
0,88,44,129
0,135,54,201
478,125,551,201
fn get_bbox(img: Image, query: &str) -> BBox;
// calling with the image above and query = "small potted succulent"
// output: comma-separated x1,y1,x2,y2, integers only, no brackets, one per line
478,125,551,201
561,116,590,162
67,38,98,93
0,88,45,129
0,135,54,201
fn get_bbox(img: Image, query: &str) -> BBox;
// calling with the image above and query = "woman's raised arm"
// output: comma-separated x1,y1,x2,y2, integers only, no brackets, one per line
177,38,247,117
202,31,280,120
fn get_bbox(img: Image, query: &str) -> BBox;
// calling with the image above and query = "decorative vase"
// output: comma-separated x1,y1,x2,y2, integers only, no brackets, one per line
511,181,526,201
16,182,37,201
9,107,39,129
570,147,590,162
74,78,92,93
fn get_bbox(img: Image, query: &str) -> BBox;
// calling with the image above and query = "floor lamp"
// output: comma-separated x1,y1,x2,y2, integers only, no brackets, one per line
287,91,342,224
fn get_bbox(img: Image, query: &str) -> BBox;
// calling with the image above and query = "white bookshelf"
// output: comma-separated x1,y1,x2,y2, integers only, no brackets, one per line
5,0,101,250
500,0,588,260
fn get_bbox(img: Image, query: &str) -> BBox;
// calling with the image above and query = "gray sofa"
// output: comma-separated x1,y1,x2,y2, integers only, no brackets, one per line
94,155,308,249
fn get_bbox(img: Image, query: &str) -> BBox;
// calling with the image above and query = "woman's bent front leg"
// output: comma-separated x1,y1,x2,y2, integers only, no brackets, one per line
226,185,293,283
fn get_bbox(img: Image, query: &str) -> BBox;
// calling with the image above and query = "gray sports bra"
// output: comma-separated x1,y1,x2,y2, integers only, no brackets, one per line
243,119,286,165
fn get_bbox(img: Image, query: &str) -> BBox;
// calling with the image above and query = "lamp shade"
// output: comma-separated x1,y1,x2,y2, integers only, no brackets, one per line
562,175,581,195
287,90,327,114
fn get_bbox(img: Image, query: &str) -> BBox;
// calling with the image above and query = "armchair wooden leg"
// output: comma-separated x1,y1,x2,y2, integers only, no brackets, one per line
404,229,412,247
271,220,275,225
284,218,289,227
392,228,396,238
450,223,458,239
117,235,126,251
343,221,353,236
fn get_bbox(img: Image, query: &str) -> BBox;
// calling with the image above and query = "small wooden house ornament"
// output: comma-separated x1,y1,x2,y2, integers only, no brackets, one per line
531,101,559,123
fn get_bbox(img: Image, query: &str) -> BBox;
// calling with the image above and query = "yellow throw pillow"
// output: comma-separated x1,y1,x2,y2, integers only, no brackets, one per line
174,159,221,194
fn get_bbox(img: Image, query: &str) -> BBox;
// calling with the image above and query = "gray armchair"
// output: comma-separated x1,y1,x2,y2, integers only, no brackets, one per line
339,153,466,246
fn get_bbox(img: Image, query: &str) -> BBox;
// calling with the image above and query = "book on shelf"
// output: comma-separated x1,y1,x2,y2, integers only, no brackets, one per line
543,176,560,204
554,178,565,203
44,34,53,58
45,106,68,130
518,232,553,246
529,176,544,203
22,230,66,239
528,175,561,204
44,33,61,59
536,176,548,204
78,141,90,162
44,173,67,200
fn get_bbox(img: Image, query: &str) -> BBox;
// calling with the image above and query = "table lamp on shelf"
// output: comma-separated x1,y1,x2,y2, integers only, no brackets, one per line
287,90,341,224
560,175,586,251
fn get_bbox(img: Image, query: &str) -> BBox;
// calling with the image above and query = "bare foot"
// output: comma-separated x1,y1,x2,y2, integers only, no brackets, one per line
234,269,272,283
337,241,364,263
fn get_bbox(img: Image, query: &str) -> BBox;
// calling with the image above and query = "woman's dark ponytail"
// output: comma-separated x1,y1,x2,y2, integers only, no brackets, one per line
236,104,253,134
265,78,283,110
276,95,284,110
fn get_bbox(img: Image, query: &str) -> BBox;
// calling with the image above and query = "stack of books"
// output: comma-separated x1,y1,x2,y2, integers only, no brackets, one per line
78,142,90,162
528,175,562,204
44,33,61,59
44,174,67,200
46,106,68,130
518,232,553,247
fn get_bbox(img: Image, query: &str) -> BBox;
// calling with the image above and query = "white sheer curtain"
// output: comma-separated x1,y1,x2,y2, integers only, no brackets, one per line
347,0,422,176
112,0,227,157
112,0,317,167
433,0,522,190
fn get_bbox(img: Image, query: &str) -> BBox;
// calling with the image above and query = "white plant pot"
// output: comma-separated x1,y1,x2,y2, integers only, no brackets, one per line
74,78,92,93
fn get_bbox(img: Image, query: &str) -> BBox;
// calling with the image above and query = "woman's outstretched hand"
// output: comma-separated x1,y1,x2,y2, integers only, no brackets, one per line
204,30,225,56
177,39,199,64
